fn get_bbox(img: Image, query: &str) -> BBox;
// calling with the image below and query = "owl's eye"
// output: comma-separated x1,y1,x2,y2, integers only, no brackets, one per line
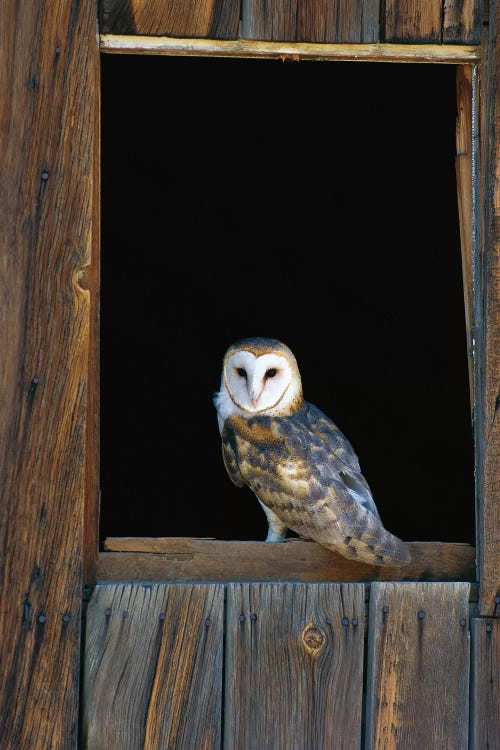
265,368,277,378
237,368,247,378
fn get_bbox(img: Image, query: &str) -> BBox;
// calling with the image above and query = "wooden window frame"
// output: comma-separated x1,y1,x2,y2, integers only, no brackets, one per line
1,3,499,745
89,42,487,596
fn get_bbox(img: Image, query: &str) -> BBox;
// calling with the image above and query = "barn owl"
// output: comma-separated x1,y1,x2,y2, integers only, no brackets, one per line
214,337,410,567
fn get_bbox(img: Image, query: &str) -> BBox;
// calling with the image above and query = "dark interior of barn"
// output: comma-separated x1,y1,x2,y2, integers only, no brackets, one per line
99,55,475,547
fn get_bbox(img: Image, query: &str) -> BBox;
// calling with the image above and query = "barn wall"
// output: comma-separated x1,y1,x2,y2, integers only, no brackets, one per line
0,0,98,748
83,582,472,749
99,0,483,43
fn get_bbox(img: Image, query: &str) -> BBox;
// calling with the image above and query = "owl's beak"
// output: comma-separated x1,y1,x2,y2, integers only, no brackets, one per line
248,381,263,408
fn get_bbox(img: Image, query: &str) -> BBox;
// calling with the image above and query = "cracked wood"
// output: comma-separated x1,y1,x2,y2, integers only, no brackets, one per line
0,1,97,748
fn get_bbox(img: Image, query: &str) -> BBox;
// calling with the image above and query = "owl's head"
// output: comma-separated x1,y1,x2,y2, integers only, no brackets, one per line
214,337,304,426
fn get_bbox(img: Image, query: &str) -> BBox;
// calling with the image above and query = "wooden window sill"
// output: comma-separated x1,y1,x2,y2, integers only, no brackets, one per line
98,538,476,584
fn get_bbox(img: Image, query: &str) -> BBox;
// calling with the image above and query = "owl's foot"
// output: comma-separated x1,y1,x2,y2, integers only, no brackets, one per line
265,529,287,542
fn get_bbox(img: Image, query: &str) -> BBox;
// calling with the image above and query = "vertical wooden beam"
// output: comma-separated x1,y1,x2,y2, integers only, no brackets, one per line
84,19,101,591
478,0,500,616
365,583,471,749
0,1,97,748
83,584,224,750
225,583,365,749
384,0,443,42
443,0,483,43
456,65,475,411
470,618,500,749
242,0,379,43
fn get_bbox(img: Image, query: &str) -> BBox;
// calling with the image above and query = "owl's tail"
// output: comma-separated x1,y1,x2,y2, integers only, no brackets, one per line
323,526,411,567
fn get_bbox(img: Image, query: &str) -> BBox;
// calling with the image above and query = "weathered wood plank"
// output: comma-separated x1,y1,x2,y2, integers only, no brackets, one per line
241,0,379,43
384,0,443,43
0,1,97,748
83,583,224,749
100,0,240,39
225,583,364,749
84,25,102,592
443,0,483,43
242,0,379,42
456,65,474,410
365,583,471,749
477,0,500,617
471,617,500,749
100,538,476,582
100,36,481,61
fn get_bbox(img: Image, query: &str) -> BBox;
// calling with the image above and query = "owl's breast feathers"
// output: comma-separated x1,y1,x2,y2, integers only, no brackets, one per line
222,402,410,567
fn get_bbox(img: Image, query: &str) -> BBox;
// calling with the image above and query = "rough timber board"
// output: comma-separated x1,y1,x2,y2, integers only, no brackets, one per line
100,538,476,582
224,583,364,749
384,0,444,42
100,0,240,38
470,617,500,749
83,584,224,749
0,1,96,748
365,583,471,749
242,0,379,43
477,0,500,616
443,0,483,43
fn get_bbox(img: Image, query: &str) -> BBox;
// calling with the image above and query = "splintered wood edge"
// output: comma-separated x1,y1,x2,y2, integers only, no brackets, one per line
98,538,477,588
99,36,480,63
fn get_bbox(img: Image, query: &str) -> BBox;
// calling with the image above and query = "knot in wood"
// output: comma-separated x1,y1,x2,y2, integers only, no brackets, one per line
301,623,326,657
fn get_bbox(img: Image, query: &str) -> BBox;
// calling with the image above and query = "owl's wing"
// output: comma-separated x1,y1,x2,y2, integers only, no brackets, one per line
304,403,380,519
221,421,244,487
272,403,409,565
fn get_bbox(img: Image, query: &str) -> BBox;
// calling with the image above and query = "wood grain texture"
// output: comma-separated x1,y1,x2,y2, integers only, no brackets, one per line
101,538,476,582
0,1,97,748
242,0,379,42
384,0,443,42
84,21,102,591
365,583,471,749
478,0,500,615
456,65,474,410
225,583,364,749
83,583,223,749
100,35,481,61
443,0,483,43
100,0,240,39
471,617,500,749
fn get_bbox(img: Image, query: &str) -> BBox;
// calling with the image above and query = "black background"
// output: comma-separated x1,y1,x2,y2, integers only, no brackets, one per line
100,55,475,547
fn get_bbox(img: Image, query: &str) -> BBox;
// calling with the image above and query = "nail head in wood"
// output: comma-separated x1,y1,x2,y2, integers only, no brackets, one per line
342,617,350,626
122,610,128,618
41,171,49,181
417,610,426,620
104,608,111,617
62,613,71,623
250,613,257,621
38,614,46,623
486,623,492,633
459,618,467,626
382,605,389,613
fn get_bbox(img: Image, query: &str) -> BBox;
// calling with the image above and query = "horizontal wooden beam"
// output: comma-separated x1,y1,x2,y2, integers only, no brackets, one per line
99,36,480,63
99,538,476,584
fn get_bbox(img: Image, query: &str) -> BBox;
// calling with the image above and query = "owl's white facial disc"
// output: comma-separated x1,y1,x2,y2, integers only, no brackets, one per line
224,351,294,414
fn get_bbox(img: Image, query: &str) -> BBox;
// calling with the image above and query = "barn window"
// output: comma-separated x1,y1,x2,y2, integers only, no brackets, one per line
97,53,476,581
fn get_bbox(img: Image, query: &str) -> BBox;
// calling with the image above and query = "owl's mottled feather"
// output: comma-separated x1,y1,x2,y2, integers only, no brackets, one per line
215,337,410,567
